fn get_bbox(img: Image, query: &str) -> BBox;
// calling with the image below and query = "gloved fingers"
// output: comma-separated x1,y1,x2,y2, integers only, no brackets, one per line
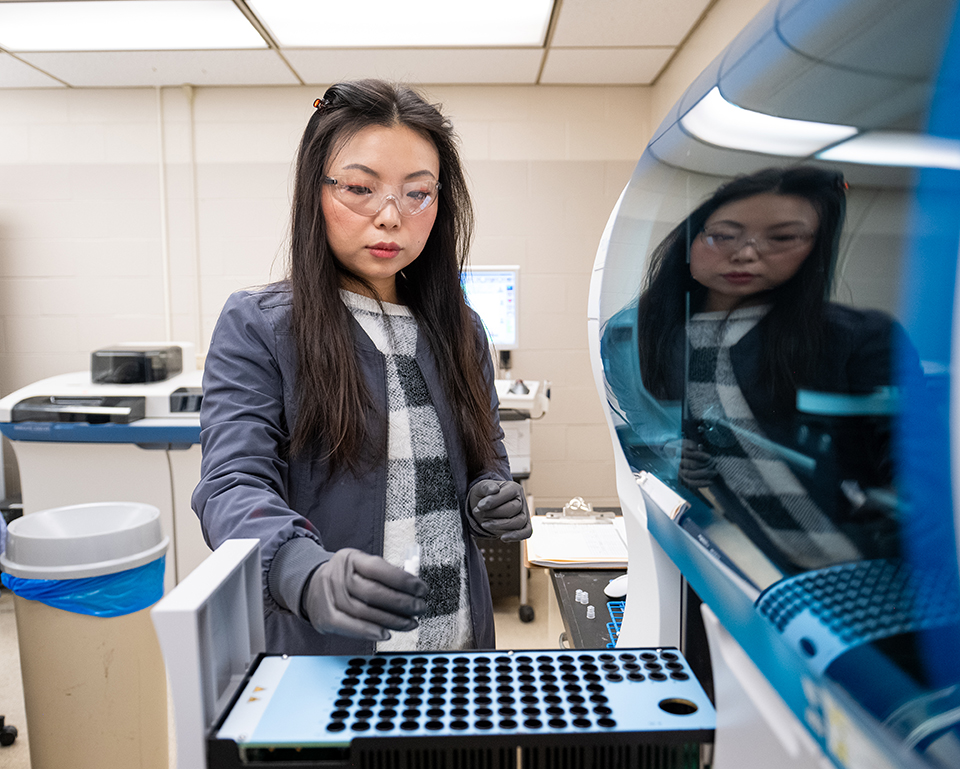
680,461,715,477
678,450,717,486
333,594,420,633
483,513,533,542
471,482,522,515
475,481,531,541
349,549,428,597
341,568,427,623
678,473,714,489
476,495,524,520
681,448,713,465
680,448,716,476
304,561,400,641
477,501,527,529
305,549,425,640
318,578,397,641
680,470,716,483
467,479,502,509
326,567,422,632
480,516,527,537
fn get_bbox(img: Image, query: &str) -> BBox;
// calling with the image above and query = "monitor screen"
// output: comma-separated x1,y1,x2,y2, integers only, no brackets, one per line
461,266,519,350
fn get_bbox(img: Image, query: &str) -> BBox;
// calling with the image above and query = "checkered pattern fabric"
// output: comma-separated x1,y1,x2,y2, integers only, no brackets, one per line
342,291,473,651
686,306,860,571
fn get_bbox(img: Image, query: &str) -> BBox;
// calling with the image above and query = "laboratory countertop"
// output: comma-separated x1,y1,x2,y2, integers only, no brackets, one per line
549,569,627,650
528,507,625,649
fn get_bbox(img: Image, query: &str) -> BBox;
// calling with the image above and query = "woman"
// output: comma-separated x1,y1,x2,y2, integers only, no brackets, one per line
637,166,849,410
624,166,914,573
193,80,531,655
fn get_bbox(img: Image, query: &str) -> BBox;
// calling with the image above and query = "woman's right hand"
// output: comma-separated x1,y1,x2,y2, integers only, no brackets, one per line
665,438,718,488
302,548,428,641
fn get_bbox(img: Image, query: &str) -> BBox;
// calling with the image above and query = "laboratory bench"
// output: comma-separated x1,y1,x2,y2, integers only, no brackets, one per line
550,568,627,649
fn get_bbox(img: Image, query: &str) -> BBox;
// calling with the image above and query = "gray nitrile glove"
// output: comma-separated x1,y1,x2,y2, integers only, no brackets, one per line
303,548,428,641
467,479,532,541
674,438,718,488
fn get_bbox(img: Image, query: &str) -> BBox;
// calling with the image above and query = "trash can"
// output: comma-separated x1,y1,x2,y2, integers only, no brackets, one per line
0,502,169,769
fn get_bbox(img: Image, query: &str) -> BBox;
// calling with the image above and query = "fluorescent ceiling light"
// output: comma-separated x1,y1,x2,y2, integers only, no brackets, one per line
680,87,857,157
247,0,555,47
819,132,960,170
0,1,266,51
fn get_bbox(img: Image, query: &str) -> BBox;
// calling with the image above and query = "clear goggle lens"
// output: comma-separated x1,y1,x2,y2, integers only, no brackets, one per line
323,176,441,217
699,226,814,255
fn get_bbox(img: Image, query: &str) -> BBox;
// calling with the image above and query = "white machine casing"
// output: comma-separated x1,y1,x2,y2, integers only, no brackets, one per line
494,378,550,478
152,538,265,769
0,342,209,591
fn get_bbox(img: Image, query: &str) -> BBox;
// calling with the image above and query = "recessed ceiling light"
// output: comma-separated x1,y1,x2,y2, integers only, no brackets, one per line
681,87,857,157
819,132,960,169
247,0,555,47
0,0,267,51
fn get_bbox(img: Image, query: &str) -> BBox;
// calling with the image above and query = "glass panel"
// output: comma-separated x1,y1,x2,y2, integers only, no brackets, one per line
596,0,960,765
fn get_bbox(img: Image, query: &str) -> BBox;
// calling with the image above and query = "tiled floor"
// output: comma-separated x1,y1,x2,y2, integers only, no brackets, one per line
0,566,562,769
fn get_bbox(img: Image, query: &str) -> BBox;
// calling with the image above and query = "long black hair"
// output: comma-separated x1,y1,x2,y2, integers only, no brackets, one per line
636,166,847,409
288,79,494,475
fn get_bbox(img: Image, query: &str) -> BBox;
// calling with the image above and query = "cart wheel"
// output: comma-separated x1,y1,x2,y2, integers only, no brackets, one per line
518,604,535,623
0,717,17,747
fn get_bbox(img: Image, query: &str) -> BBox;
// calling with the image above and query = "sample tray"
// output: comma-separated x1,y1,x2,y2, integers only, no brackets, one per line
756,558,960,675
209,648,714,768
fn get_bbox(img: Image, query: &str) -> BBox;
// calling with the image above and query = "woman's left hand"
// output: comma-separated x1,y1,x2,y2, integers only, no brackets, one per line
467,480,532,541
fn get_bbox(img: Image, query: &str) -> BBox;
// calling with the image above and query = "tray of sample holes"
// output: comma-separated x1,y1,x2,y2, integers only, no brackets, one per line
209,648,715,768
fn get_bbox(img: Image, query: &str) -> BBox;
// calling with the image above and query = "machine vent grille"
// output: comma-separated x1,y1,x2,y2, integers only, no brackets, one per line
355,746,516,769
521,742,700,768
351,742,700,769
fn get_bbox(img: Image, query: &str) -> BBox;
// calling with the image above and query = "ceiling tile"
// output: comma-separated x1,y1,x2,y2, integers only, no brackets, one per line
0,0,717,88
14,50,300,87
0,0,264,51
283,48,545,86
249,0,554,47
551,0,712,47
0,52,65,88
540,48,674,85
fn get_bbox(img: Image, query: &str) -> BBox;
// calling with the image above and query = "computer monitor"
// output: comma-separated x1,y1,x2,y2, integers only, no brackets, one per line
461,265,519,351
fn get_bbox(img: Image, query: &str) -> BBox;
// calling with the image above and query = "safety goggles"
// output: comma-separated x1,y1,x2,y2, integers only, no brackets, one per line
698,226,814,256
322,176,441,218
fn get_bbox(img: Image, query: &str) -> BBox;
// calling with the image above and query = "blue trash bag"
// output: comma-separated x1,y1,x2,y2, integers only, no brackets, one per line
0,556,165,617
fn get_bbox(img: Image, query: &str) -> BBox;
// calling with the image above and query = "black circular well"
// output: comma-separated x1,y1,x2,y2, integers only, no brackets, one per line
659,698,699,716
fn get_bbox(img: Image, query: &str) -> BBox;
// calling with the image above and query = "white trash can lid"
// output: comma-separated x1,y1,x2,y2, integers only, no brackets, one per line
0,502,169,580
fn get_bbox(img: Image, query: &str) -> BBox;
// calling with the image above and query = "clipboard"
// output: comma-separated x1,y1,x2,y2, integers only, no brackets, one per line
524,498,628,568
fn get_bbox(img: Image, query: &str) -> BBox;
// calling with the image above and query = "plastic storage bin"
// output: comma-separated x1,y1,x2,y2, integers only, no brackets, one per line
0,502,170,769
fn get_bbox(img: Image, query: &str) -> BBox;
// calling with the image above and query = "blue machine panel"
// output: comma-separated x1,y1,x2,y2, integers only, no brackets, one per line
0,421,200,445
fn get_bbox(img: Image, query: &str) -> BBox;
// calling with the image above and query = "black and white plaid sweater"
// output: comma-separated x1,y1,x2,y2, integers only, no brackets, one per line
342,291,473,651
687,305,860,571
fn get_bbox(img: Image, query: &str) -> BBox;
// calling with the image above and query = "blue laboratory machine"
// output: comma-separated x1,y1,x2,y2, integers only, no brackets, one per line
588,1,960,768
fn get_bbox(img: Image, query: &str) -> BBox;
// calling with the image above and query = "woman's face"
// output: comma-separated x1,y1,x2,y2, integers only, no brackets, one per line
689,192,820,312
322,124,440,303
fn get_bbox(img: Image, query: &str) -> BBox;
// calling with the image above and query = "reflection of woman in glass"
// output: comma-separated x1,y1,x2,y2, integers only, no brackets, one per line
635,166,910,574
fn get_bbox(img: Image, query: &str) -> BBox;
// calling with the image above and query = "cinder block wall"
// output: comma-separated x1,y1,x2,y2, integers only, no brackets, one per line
0,84,647,508
0,0,768,508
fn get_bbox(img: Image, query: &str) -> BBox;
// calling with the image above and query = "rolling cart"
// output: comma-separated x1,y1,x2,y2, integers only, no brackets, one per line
482,379,550,623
